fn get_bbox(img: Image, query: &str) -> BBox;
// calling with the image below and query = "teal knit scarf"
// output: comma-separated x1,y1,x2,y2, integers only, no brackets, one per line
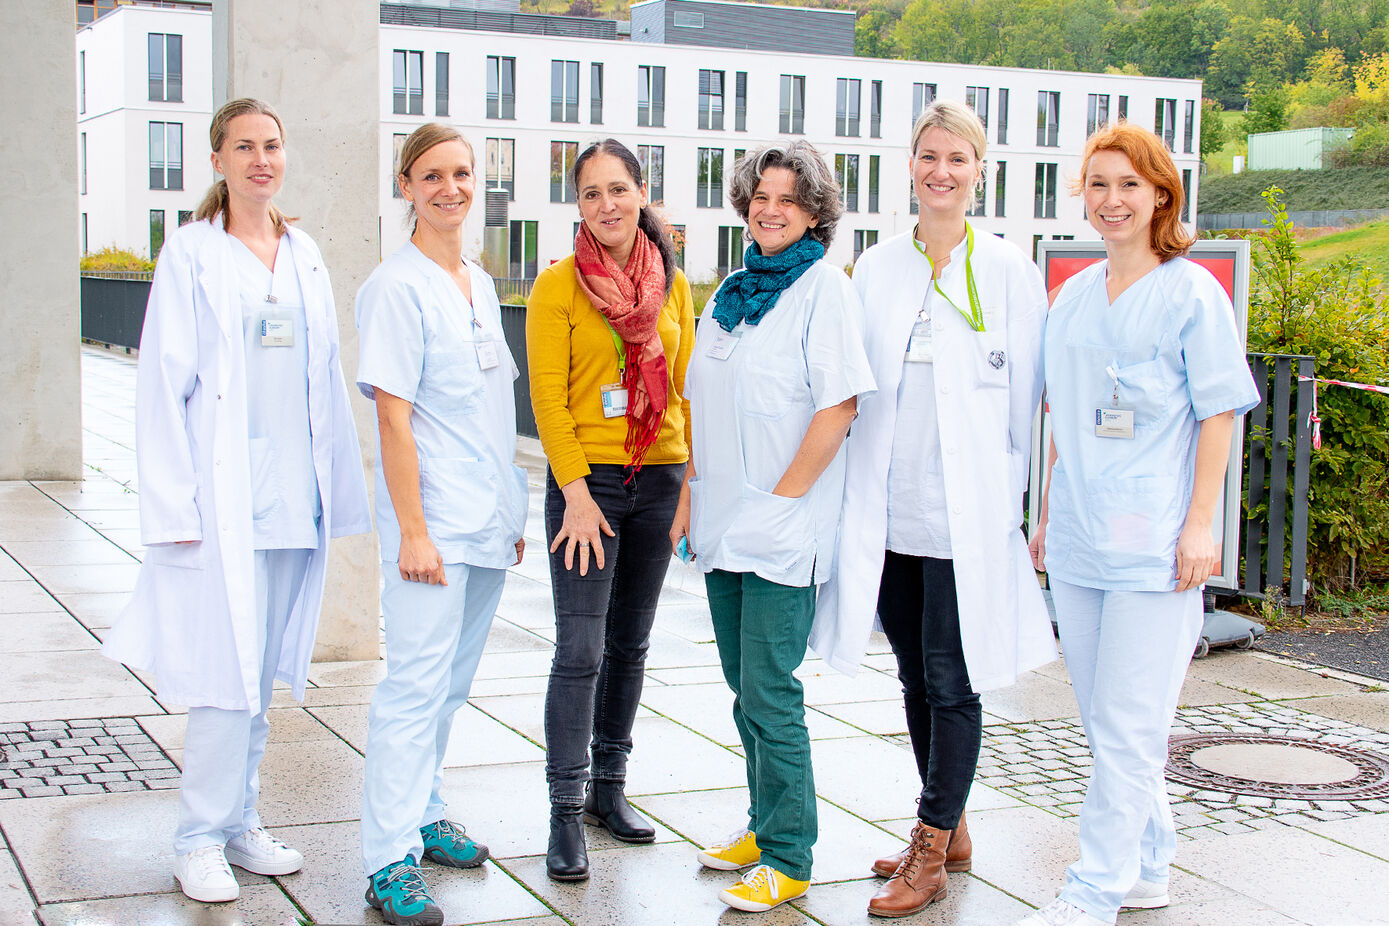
710,235,825,333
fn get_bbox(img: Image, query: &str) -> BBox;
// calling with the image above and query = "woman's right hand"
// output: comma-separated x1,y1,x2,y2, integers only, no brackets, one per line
551,478,614,576
1028,522,1046,572
398,532,447,585
669,484,692,559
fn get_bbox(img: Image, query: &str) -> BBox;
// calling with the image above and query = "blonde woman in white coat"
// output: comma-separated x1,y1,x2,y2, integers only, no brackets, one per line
814,100,1056,918
103,98,371,904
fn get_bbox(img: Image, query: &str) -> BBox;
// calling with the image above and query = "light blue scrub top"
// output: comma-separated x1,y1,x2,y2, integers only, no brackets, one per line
1042,258,1259,591
232,235,322,551
355,243,528,569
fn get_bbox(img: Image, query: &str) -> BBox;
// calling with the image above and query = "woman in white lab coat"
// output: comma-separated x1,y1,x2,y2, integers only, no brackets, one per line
1017,124,1258,926
103,98,371,904
356,123,529,926
815,99,1056,918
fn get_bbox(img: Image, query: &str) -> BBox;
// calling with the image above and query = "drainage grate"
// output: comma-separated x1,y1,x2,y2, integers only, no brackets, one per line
0,718,180,799
1166,733,1389,801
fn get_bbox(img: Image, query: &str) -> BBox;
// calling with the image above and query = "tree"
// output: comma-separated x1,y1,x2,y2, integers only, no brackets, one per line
1241,86,1292,135
1199,99,1229,158
855,8,899,59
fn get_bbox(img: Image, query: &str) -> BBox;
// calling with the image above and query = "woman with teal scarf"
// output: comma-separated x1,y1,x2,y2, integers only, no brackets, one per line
671,141,875,912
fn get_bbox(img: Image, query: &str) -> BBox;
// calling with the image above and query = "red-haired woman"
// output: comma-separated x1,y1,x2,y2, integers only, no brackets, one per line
1021,125,1258,926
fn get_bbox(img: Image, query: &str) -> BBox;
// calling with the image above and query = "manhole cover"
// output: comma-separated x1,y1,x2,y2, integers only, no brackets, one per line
1166,733,1389,801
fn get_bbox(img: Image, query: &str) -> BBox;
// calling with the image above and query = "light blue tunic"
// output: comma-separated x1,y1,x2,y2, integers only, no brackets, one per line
354,242,528,569
232,235,321,551
1042,257,1260,591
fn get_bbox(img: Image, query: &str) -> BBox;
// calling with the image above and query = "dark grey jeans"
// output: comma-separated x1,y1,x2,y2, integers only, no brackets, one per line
542,463,684,811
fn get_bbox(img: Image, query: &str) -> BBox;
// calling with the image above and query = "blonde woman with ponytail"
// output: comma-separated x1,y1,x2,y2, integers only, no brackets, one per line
103,98,370,905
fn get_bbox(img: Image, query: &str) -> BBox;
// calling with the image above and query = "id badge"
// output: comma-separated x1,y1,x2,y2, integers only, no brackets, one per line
475,337,500,371
707,329,741,360
1095,407,1135,439
601,383,629,418
260,311,294,347
905,319,933,363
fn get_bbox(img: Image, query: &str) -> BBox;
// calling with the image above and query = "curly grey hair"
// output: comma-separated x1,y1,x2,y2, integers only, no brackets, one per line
727,141,842,249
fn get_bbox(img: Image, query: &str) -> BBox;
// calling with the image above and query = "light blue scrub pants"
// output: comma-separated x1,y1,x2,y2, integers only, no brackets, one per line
361,562,505,876
175,548,313,853
1050,578,1204,925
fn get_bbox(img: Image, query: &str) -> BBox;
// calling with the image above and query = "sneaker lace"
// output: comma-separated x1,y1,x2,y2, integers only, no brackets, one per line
238,826,286,853
380,862,431,905
1037,899,1086,925
429,819,468,841
718,828,752,849
740,864,779,900
188,845,233,881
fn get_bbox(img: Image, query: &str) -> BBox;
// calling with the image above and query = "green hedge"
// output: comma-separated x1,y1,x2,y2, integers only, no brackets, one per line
1199,167,1389,213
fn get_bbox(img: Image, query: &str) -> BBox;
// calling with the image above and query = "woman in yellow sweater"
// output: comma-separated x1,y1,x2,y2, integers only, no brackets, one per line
525,138,694,882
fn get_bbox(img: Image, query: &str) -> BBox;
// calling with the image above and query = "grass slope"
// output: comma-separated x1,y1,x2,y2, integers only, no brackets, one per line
1300,219,1389,279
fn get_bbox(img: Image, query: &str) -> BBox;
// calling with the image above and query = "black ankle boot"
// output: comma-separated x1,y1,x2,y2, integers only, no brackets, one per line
546,811,589,881
583,780,656,843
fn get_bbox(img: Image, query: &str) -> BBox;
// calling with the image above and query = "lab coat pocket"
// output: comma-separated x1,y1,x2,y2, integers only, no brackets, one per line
1090,475,1181,557
736,365,804,420
419,456,499,538
972,330,1010,389
687,476,706,556
720,485,813,580
247,437,282,522
422,346,484,415
145,541,206,570
1113,358,1170,426
502,464,530,540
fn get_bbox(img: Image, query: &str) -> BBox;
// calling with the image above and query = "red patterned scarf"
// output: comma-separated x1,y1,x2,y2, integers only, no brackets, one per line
573,222,669,471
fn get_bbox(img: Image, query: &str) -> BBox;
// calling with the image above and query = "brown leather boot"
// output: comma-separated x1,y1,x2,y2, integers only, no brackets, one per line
870,811,971,877
866,822,949,918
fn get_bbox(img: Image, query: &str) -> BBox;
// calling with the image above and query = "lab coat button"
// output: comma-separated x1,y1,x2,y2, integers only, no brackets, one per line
952,504,963,514
941,384,951,395
946,445,957,455
934,320,944,331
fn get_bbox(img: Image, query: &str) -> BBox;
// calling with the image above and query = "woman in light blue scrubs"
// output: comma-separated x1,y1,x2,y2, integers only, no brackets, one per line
1020,124,1259,926
356,123,529,926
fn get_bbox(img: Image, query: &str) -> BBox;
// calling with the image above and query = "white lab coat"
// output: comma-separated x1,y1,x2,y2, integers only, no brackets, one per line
813,230,1057,688
103,220,372,714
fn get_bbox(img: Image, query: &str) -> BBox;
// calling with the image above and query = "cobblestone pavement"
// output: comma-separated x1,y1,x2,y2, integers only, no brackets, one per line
0,718,179,798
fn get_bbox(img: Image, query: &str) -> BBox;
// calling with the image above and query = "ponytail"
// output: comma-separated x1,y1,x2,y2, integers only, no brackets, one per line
637,206,677,297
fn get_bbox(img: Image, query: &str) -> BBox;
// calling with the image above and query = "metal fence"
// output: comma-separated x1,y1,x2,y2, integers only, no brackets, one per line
80,275,149,350
1198,207,1389,230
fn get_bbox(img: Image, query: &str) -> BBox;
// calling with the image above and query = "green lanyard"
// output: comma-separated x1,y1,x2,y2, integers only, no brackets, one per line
912,223,985,332
602,319,626,378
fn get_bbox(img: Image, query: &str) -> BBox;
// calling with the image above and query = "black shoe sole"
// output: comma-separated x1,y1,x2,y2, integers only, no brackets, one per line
583,812,657,844
546,867,591,882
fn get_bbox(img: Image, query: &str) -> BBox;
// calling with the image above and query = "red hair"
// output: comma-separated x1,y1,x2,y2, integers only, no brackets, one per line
1074,123,1192,262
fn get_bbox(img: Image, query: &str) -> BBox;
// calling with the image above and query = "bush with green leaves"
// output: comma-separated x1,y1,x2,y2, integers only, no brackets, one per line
80,245,155,273
1244,186,1389,590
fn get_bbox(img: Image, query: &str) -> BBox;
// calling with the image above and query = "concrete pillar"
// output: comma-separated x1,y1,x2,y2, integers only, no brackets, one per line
0,4,83,480
215,0,381,661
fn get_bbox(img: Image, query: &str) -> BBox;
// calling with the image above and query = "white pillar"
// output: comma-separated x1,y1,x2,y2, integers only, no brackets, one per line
0,4,82,480
215,0,381,661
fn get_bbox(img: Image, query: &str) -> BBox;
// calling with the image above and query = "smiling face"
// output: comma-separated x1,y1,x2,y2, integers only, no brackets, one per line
1084,149,1165,251
210,113,285,207
576,153,647,265
910,126,981,219
399,139,475,235
747,166,816,256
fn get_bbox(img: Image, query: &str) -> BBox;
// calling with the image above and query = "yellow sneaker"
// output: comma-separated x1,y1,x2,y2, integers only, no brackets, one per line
719,864,810,912
697,829,760,871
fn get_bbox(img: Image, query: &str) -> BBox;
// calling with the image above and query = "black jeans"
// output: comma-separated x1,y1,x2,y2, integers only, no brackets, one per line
543,463,684,811
877,552,982,830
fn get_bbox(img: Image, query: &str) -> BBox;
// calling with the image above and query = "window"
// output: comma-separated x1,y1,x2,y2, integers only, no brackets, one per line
1036,91,1059,147
1184,100,1196,154
149,209,165,259
1087,93,1110,137
550,141,578,203
836,78,860,137
699,70,725,130
853,229,878,261
591,63,604,124
997,88,1009,144
392,50,423,115
869,81,882,138
912,82,936,126
486,56,515,120
486,137,514,200
779,75,805,134
868,155,880,213
79,51,86,114
696,147,723,208
910,178,918,215
550,60,579,123
965,86,989,129
835,154,859,212
1155,98,1176,150
1034,162,1057,219
674,10,705,27
509,219,538,279
733,72,748,132
638,65,665,127
81,213,87,255
79,133,87,195
1118,94,1128,121
1032,234,1043,260
638,144,664,203
147,33,182,102
734,148,746,163
178,210,194,226
1181,169,1192,222
994,161,1006,217
434,53,449,116
391,133,407,199
967,173,987,216
148,121,182,191
717,226,744,276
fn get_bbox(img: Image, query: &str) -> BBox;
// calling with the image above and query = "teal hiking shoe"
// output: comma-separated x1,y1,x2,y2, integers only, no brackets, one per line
420,819,489,869
365,856,443,926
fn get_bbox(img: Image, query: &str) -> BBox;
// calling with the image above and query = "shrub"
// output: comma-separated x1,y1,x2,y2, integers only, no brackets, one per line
689,277,720,316
80,245,155,273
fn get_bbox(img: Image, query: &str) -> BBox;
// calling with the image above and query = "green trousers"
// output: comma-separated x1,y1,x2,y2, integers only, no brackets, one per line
705,568,817,881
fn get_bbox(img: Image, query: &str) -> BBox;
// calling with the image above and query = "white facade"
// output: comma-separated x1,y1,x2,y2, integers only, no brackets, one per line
77,5,213,260
80,4,1204,278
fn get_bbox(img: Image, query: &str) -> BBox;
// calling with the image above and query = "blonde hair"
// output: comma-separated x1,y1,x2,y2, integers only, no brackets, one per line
396,122,475,230
195,98,295,233
910,99,987,162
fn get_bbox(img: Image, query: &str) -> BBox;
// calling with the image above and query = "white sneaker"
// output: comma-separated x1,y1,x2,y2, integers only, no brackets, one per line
1120,878,1170,910
224,826,304,876
174,845,239,903
1016,898,1110,926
